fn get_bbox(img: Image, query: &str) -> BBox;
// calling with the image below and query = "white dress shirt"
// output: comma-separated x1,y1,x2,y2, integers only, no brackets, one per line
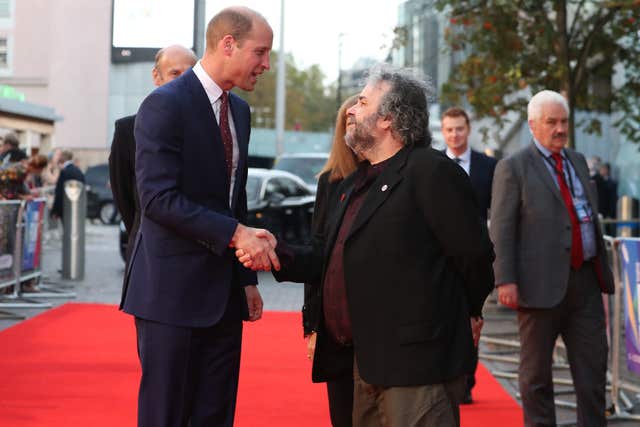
445,145,471,176
193,61,239,205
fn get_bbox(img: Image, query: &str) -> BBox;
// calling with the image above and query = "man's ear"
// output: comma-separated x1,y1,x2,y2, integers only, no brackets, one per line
378,115,392,131
152,67,162,87
221,35,235,56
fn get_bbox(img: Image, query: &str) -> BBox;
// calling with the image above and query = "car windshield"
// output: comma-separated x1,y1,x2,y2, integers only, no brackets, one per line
273,157,326,185
246,176,261,202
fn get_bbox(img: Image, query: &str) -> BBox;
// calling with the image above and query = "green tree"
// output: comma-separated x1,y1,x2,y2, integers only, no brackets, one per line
234,51,337,132
434,0,640,147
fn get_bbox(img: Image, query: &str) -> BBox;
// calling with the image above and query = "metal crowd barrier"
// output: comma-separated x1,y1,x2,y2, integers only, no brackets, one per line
0,196,77,314
478,232,640,425
605,236,640,423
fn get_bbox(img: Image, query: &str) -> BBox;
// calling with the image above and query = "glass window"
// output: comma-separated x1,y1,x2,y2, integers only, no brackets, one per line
280,177,310,197
246,176,261,202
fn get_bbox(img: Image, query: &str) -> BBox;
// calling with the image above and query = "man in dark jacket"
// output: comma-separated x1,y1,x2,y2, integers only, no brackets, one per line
245,64,494,426
441,106,497,403
0,133,27,166
108,44,197,262
50,150,84,219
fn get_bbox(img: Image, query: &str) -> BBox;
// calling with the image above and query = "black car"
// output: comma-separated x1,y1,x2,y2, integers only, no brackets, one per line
118,168,315,261
246,168,315,244
85,163,120,224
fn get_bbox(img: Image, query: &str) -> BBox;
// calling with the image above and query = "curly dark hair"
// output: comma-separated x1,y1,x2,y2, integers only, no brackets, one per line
366,64,433,147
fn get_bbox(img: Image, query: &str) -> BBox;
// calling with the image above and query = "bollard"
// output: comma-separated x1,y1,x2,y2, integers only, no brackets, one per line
617,196,635,238
62,179,86,280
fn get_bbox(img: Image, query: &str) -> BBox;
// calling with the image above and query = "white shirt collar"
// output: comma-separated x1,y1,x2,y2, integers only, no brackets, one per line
193,61,224,104
62,160,73,169
445,145,471,163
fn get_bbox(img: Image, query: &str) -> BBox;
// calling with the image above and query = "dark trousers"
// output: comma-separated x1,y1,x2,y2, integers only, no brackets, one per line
327,375,354,427
134,295,243,427
517,262,607,427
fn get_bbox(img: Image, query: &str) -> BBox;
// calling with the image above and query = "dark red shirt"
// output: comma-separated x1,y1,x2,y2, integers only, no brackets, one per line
323,159,389,345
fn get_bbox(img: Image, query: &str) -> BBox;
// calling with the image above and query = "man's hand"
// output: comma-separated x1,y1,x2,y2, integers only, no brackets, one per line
244,285,263,321
497,283,519,309
471,316,484,347
306,332,317,362
230,224,280,271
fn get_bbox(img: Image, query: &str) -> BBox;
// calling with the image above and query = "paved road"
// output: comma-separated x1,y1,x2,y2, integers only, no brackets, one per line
2,222,639,425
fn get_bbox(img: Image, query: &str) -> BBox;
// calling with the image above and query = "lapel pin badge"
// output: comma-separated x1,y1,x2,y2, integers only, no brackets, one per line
381,184,388,192
340,193,346,202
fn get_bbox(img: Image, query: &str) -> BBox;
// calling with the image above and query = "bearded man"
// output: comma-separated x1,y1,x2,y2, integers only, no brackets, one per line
246,64,495,426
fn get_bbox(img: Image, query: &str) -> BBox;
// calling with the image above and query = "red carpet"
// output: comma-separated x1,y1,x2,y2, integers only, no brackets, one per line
0,303,522,426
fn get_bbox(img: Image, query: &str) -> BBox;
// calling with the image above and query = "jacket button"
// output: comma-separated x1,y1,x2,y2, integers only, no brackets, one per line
565,247,570,251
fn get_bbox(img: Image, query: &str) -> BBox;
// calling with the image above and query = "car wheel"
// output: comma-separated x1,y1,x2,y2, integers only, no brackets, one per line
99,202,120,225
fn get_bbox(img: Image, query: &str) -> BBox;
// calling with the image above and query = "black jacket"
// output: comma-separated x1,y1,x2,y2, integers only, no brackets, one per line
276,144,494,386
108,115,139,262
51,163,85,218
468,150,497,222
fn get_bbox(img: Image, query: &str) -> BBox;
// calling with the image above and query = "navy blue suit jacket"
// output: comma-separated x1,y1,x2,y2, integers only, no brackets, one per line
468,150,497,222
121,68,257,328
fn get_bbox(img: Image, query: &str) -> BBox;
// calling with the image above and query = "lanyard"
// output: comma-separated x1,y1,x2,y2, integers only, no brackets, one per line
537,149,576,198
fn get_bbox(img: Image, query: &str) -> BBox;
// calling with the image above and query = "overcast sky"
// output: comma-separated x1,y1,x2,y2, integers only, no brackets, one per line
205,0,402,83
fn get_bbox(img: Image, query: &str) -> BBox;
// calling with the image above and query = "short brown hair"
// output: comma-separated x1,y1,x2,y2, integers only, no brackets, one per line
442,107,470,126
206,7,262,50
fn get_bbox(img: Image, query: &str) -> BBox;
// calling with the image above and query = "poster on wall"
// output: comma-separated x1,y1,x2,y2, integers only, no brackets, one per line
620,238,640,376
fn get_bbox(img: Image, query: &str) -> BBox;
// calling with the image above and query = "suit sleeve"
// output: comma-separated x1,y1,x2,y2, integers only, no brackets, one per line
109,119,136,232
302,172,331,333
489,158,521,286
416,158,495,316
135,90,238,255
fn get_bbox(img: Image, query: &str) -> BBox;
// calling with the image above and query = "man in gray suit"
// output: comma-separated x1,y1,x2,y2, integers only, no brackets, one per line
490,90,614,427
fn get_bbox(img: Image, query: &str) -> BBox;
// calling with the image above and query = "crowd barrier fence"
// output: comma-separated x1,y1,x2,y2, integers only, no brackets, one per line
479,229,640,425
0,197,72,315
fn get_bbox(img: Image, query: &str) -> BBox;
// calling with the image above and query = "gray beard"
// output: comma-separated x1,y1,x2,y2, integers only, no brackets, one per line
345,115,378,155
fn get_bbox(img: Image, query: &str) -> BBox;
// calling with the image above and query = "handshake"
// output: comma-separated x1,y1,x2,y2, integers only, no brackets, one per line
230,223,280,272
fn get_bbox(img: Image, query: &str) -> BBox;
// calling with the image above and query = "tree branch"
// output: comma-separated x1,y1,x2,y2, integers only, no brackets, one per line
572,7,619,94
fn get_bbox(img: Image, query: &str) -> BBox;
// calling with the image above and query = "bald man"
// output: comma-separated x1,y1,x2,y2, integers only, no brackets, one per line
109,44,197,262
120,8,277,427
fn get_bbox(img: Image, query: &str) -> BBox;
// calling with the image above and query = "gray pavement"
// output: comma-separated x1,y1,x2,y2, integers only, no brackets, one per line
1,222,640,426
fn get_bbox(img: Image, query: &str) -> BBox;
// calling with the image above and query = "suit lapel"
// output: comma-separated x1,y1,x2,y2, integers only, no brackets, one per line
527,143,565,205
346,146,410,241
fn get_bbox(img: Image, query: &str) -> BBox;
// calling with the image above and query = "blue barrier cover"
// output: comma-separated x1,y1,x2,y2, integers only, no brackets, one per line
22,200,45,271
620,239,640,376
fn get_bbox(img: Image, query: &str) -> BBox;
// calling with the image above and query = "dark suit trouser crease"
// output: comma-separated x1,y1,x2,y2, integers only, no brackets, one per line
327,375,354,427
135,294,243,427
517,262,607,427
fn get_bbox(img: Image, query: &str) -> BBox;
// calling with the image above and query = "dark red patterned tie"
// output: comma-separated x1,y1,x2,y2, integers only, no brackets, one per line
219,91,233,182
552,153,583,269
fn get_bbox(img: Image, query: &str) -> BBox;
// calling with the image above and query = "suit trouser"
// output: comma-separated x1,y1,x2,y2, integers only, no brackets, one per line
352,359,466,427
327,375,354,427
134,293,243,427
517,262,607,427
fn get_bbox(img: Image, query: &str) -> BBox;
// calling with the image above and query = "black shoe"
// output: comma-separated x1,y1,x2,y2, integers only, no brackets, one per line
461,389,473,404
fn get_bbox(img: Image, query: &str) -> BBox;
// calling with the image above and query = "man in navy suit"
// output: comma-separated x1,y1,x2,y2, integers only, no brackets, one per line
121,7,279,427
441,107,497,403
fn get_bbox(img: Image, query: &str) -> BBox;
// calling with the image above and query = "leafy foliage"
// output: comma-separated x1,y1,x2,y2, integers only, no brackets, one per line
434,0,640,145
234,51,337,132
